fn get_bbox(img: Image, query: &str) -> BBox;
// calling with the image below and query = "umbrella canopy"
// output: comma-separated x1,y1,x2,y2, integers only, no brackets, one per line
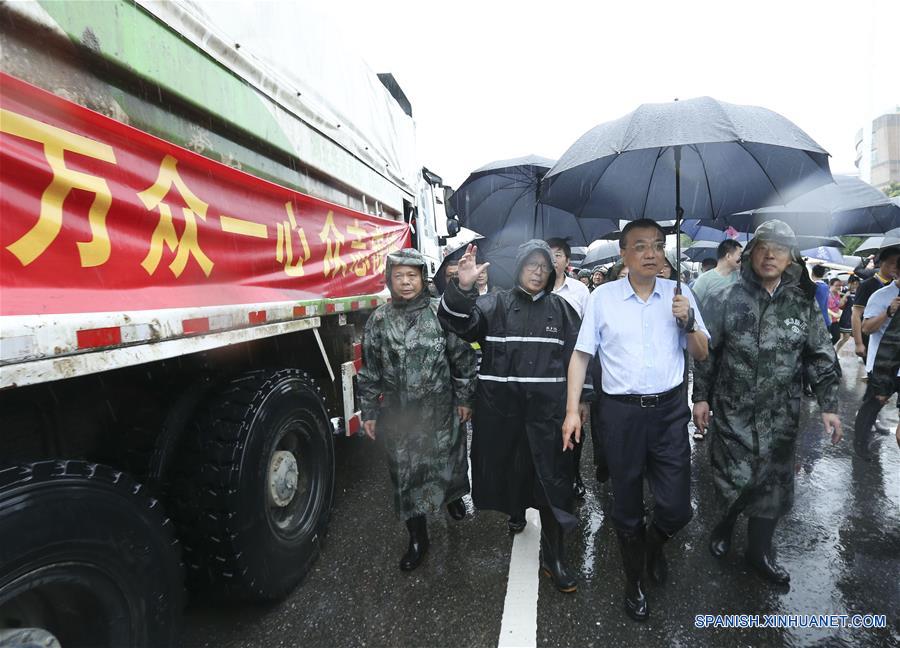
683,241,720,262
447,155,618,248
853,236,884,257
540,97,832,289
725,175,900,236
581,240,622,267
541,97,832,222
801,246,847,265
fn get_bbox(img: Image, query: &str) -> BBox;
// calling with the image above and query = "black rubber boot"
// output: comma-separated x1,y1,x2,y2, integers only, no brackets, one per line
399,515,429,571
616,528,649,621
447,498,466,521
508,511,527,534
573,437,587,498
645,523,669,585
709,511,738,559
746,517,789,585
539,508,577,593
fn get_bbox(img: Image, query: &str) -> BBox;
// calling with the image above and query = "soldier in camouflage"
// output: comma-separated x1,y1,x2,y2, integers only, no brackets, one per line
357,248,476,571
692,220,843,585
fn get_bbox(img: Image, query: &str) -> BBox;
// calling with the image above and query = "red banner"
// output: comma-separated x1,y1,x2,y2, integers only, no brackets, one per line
0,73,410,316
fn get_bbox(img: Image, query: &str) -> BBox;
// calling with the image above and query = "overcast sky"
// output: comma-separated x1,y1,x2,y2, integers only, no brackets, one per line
314,0,897,189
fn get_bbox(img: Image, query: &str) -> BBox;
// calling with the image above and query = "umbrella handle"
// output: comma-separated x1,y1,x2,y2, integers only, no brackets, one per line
674,144,684,299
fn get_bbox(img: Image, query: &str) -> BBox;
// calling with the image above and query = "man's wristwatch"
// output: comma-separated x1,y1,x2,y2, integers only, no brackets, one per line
683,307,697,333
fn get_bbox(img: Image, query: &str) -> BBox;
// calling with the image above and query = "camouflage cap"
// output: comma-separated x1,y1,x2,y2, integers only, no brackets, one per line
749,219,799,250
577,268,593,279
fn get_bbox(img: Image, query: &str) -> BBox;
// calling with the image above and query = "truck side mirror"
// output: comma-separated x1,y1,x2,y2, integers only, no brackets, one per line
446,218,460,237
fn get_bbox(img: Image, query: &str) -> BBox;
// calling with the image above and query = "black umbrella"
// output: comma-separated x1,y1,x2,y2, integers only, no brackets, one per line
724,175,900,236
540,96,833,290
447,155,619,247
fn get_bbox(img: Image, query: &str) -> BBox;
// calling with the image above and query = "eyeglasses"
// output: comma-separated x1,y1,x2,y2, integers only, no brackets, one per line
524,261,550,273
755,243,791,257
624,241,666,254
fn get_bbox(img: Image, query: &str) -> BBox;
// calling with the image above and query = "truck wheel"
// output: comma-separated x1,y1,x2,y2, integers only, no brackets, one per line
171,369,334,600
0,461,184,648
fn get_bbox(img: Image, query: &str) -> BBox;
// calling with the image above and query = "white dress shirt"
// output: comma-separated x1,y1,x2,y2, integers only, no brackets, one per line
575,277,709,395
553,275,591,318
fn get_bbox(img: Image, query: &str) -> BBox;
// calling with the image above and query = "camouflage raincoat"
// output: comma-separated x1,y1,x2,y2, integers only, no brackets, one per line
692,221,840,519
357,249,476,521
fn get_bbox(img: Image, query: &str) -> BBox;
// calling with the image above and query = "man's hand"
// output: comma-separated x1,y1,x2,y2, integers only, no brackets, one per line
875,394,889,403
457,244,491,291
562,411,582,451
821,412,843,445
855,343,867,360
672,294,691,325
692,401,710,434
578,402,589,426
363,419,377,440
457,406,472,424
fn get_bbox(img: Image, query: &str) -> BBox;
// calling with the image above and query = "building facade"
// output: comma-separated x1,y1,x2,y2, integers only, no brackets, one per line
856,108,900,192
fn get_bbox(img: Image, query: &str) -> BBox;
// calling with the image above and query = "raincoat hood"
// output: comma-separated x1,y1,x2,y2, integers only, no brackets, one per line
514,239,557,297
385,248,431,309
741,220,815,298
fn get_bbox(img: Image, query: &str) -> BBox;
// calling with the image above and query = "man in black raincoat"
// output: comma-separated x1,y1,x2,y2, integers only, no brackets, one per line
438,239,583,593
692,220,842,585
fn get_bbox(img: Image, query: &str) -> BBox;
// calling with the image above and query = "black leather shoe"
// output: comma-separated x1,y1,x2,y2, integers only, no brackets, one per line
573,475,587,499
508,512,527,534
399,516,428,571
616,528,649,622
645,524,669,585
709,515,736,559
539,508,577,593
748,553,790,585
447,498,466,521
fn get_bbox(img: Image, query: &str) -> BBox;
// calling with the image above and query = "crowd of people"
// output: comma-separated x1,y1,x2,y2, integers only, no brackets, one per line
355,219,899,623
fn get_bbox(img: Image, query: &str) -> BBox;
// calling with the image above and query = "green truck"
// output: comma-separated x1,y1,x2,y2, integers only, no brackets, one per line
0,2,458,645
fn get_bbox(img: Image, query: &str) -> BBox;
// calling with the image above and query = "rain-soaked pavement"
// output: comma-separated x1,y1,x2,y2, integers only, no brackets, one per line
183,349,899,648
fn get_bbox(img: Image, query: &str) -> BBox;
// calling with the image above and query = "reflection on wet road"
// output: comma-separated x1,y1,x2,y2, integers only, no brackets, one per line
184,350,899,647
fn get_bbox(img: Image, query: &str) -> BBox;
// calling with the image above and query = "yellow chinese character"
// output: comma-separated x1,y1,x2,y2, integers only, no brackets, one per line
276,202,311,276
349,252,371,278
368,225,387,276
318,210,347,278
347,219,368,250
138,155,214,278
1,109,116,267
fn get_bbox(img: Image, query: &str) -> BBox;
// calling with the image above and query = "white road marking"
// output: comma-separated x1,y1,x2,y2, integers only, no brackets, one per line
497,508,541,648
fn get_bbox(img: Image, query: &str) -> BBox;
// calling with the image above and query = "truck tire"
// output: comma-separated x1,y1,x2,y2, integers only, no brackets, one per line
171,368,334,600
0,460,184,648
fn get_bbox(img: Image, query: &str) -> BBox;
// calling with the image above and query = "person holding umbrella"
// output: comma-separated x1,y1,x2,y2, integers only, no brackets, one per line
691,221,842,585
562,219,709,622
438,241,583,593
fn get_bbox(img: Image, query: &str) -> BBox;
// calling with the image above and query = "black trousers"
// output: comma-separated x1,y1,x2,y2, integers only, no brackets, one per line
599,390,693,535
854,376,899,448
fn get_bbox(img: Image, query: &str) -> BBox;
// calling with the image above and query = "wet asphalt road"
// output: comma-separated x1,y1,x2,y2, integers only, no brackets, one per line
183,350,900,648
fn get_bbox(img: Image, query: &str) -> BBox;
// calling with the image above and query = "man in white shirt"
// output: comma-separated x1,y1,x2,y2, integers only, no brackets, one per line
690,238,742,314
562,219,709,623
855,276,900,458
547,238,592,498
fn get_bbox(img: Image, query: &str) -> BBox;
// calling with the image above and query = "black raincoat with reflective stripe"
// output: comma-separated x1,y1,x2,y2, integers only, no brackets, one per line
438,241,582,529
